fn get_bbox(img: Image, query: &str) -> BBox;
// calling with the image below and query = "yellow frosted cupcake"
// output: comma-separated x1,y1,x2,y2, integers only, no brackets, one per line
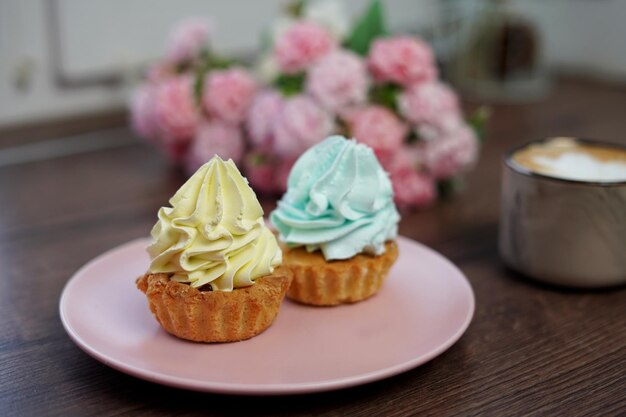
137,156,291,342
270,135,400,306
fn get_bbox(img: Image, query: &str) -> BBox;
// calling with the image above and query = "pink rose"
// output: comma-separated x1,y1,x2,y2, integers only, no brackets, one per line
202,68,257,124
244,155,295,195
275,158,296,192
130,85,159,140
166,18,211,63
244,154,280,195
399,82,460,126
385,150,436,208
145,62,172,85
186,120,244,173
273,95,334,158
246,89,284,151
367,36,437,86
274,22,336,73
424,125,479,179
417,113,466,143
154,76,198,143
163,141,190,165
379,144,424,173
306,50,369,112
392,169,437,209
344,105,408,164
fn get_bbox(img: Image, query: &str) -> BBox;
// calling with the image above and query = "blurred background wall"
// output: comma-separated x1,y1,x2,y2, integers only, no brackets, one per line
1,0,626,129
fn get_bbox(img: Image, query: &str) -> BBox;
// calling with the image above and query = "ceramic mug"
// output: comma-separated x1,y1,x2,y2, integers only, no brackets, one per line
499,138,626,287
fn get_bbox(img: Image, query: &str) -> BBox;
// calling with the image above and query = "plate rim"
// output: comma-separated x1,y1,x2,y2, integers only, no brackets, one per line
59,236,475,395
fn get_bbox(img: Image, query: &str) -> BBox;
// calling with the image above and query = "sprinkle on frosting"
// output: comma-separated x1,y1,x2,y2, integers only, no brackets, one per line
271,135,400,260
147,156,282,291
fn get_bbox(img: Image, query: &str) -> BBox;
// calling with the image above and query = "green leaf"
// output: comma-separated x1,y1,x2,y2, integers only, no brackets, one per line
193,63,209,105
284,0,306,18
437,177,465,199
208,52,235,70
273,73,306,97
248,152,270,166
369,83,401,111
345,0,387,56
192,51,237,105
466,105,491,143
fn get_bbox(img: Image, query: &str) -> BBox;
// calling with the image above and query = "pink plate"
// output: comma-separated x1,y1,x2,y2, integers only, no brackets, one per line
60,236,474,395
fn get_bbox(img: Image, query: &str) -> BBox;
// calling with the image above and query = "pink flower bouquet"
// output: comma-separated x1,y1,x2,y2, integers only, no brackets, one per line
130,1,488,209
130,18,256,172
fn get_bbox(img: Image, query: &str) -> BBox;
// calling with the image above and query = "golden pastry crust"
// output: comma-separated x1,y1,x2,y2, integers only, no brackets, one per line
136,267,292,342
282,241,399,306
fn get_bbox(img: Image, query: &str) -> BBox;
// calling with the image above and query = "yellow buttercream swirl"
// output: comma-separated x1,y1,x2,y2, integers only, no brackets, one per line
147,156,282,291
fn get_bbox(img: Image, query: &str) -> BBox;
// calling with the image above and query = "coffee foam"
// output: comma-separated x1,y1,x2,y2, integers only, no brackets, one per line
512,137,626,183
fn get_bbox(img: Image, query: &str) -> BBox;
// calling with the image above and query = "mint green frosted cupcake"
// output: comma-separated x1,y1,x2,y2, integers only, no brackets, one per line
270,135,400,305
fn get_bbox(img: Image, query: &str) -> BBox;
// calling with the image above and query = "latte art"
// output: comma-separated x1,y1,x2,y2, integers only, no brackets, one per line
512,137,626,182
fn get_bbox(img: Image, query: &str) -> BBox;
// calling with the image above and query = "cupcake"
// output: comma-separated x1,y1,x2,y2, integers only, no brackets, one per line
137,156,291,342
270,135,400,306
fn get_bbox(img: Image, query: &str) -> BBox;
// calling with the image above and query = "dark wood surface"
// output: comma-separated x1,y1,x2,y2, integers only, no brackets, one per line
1,78,625,417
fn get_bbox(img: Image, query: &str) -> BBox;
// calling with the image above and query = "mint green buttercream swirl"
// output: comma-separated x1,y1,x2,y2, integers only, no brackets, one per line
270,135,400,260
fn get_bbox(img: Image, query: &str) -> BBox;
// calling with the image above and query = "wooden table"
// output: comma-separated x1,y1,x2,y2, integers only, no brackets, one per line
1,78,625,416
